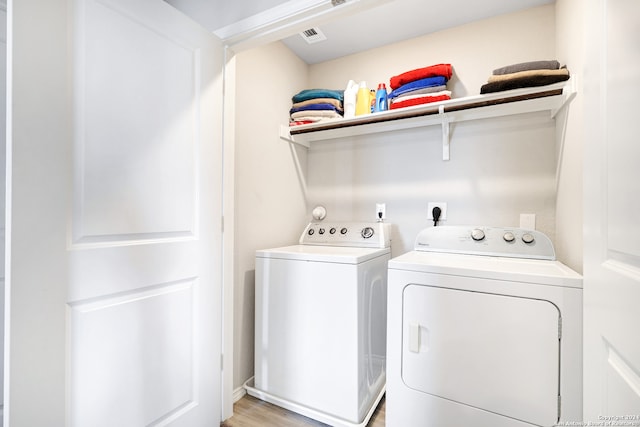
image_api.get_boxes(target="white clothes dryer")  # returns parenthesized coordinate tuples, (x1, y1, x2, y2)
(246, 221, 391, 427)
(386, 226, 582, 427)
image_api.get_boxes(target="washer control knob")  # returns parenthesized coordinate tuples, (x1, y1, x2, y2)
(361, 227, 375, 239)
(503, 232, 515, 242)
(340, 227, 348, 235)
(471, 228, 485, 241)
(329, 227, 336, 234)
(522, 233, 535, 244)
(318, 228, 325, 235)
(308, 228, 315, 236)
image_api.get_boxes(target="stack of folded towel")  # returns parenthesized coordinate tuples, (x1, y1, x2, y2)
(388, 63, 453, 110)
(289, 89, 344, 126)
(480, 60, 570, 94)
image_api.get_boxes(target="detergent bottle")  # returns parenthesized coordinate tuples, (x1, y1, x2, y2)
(375, 83, 388, 112)
(343, 80, 358, 119)
(355, 81, 371, 116)
(370, 89, 376, 113)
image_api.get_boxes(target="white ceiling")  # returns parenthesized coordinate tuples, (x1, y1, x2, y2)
(166, 0, 555, 64)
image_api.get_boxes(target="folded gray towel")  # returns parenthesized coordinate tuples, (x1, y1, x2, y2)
(492, 60, 560, 75)
(480, 73, 570, 94)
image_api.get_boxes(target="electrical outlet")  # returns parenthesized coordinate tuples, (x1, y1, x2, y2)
(376, 203, 386, 221)
(427, 202, 447, 221)
(520, 213, 536, 230)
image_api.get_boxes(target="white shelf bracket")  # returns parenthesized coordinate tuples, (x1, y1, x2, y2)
(551, 75, 577, 118)
(439, 105, 451, 161)
(280, 124, 310, 148)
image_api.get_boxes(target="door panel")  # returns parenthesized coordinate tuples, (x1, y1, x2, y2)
(604, 342, 640, 414)
(584, 0, 640, 421)
(402, 285, 560, 427)
(70, 280, 195, 426)
(74, 0, 199, 242)
(604, 0, 640, 259)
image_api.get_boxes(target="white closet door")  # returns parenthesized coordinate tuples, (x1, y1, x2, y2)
(583, 0, 640, 420)
(7, 0, 223, 425)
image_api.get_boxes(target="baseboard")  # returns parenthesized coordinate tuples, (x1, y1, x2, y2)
(233, 379, 250, 403)
(244, 378, 385, 427)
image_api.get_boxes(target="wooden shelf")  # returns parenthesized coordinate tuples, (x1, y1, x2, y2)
(280, 78, 576, 160)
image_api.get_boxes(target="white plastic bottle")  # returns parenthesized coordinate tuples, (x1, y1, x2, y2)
(344, 79, 358, 119)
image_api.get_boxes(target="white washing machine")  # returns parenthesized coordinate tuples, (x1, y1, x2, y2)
(246, 221, 391, 427)
(386, 226, 582, 427)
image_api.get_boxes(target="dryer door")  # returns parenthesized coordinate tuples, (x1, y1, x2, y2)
(402, 284, 560, 427)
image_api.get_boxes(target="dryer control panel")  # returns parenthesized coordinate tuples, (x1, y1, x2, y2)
(414, 226, 555, 260)
(300, 222, 391, 248)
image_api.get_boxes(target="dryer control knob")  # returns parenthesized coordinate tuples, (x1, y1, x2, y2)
(522, 233, 535, 244)
(503, 232, 515, 242)
(361, 227, 375, 239)
(471, 228, 485, 241)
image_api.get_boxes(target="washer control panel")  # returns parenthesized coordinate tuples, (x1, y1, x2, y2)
(414, 226, 555, 260)
(300, 222, 391, 248)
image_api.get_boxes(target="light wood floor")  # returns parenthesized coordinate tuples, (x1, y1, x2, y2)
(221, 394, 386, 427)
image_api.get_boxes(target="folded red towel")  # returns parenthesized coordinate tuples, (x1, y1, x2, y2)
(390, 94, 451, 110)
(390, 64, 453, 89)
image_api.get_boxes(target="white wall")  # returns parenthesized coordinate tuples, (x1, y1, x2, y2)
(304, 113, 557, 258)
(7, 0, 69, 423)
(309, 5, 556, 99)
(306, 4, 559, 257)
(554, 0, 584, 273)
(233, 41, 309, 390)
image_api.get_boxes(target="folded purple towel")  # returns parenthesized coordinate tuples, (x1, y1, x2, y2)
(289, 103, 343, 115)
(390, 85, 447, 98)
(389, 76, 447, 99)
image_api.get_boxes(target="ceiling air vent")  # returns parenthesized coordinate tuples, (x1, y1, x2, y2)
(300, 27, 327, 44)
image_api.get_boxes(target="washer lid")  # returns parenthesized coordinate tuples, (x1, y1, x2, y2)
(256, 245, 390, 264)
(388, 250, 582, 288)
